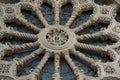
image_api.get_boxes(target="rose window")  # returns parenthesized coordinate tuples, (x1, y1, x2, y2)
(0, 0, 120, 80)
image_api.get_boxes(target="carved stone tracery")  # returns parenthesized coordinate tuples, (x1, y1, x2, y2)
(0, 0, 119, 80)
(46, 28, 69, 46)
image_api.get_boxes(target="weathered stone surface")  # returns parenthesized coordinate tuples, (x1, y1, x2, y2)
(0, 0, 119, 80)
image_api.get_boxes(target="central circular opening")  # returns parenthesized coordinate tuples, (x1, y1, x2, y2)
(46, 28, 69, 46)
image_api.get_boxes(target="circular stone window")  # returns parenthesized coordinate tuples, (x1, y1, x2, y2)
(0, 0, 120, 80)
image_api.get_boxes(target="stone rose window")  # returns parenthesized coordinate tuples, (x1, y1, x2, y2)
(0, 0, 120, 80)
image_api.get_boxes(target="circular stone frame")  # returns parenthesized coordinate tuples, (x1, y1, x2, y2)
(38, 26, 76, 52)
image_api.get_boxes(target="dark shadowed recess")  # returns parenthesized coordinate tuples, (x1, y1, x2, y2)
(0, 37, 32, 45)
(70, 54, 97, 77)
(41, 3, 54, 25)
(4, 49, 44, 77)
(94, 0, 114, 5)
(3, 47, 36, 61)
(77, 23, 109, 35)
(79, 37, 116, 47)
(71, 10, 93, 29)
(0, 0, 20, 4)
(39, 58, 54, 80)
(19, 54, 43, 77)
(21, 9, 45, 28)
(60, 3, 73, 25)
(5, 22, 35, 34)
(60, 58, 74, 80)
(115, 8, 120, 23)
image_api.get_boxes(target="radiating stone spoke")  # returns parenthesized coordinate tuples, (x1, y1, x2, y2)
(6, 29, 38, 41)
(35, 8, 49, 27)
(30, 52, 50, 77)
(75, 42, 106, 53)
(65, 0, 81, 27)
(10, 41, 40, 52)
(73, 19, 92, 33)
(0, 42, 38, 60)
(16, 16, 41, 33)
(65, 10, 79, 27)
(76, 31, 103, 41)
(52, 54, 62, 80)
(76, 31, 120, 41)
(54, 54, 60, 73)
(71, 48, 99, 72)
(54, 5, 61, 25)
(14, 48, 44, 68)
(52, 0, 63, 25)
(21, 48, 43, 63)
(64, 53, 85, 79)
(75, 42, 118, 61)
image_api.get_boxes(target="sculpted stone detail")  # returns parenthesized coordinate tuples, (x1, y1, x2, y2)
(46, 28, 69, 46)
(104, 66, 115, 74)
(0, 63, 11, 73)
(0, 0, 119, 80)
(101, 77, 120, 80)
(101, 7, 109, 14)
(5, 6, 14, 14)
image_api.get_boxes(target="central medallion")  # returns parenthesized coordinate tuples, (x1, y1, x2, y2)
(46, 28, 69, 46)
(38, 26, 76, 52)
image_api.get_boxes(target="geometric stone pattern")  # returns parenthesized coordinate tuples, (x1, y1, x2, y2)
(0, 0, 119, 80)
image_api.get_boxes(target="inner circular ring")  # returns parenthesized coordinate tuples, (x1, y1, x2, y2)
(38, 26, 76, 51)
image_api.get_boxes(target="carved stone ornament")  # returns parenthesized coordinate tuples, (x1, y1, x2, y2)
(0, 0, 119, 80)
